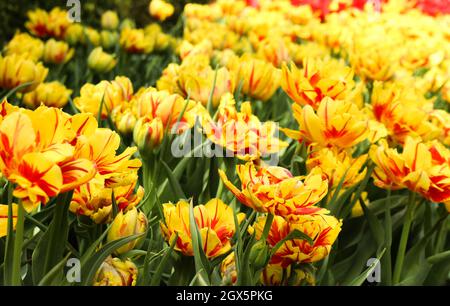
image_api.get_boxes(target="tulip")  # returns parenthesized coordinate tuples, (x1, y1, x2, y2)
(26, 7, 72, 39)
(202, 94, 288, 160)
(74, 76, 133, 119)
(281, 59, 355, 110)
(0, 204, 18, 237)
(120, 28, 154, 54)
(133, 116, 164, 153)
(0, 54, 48, 93)
(5, 32, 44, 62)
(70, 181, 144, 224)
(100, 30, 119, 50)
(43, 39, 74, 64)
(234, 54, 281, 101)
(23, 81, 72, 109)
(251, 214, 342, 266)
(282, 97, 369, 149)
(107, 207, 148, 254)
(64, 23, 84, 45)
(160, 199, 245, 259)
(307, 146, 367, 189)
(94, 256, 138, 286)
(111, 104, 137, 136)
(87, 47, 117, 73)
(220, 253, 237, 285)
(370, 137, 450, 208)
(101, 10, 120, 30)
(149, 0, 175, 21)
(219, 162, 328, 220)
(261, 263, 316, 286)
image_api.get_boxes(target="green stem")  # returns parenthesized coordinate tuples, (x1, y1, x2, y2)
(261, 213, 274, 242)
(11, 201, 25, 285)
(393, 192, 416, 284)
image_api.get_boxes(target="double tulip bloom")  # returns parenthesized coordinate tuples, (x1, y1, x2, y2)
(23, 81, 72, 109)
(281, 58, 356, 110)
(149, 0, 175, 21)
(219, 162, 328, 221)
(0, 54, 48, 93)
(282, 97, 369, 149)
(251, 214, 342, 267)
(74, 76, 134, 119)
(0, 100, 141, 211)
(94, 256, 138, 286)
(43, 39, 74, 64)
(161, 199, 245, 258)
(4, 33, 44, 62)
(370, 137, 450, 211)
(202, 94, 288, 161)
(26, 7, 72, 39)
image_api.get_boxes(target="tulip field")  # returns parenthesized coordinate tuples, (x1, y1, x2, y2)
(0, 0, 449, 287)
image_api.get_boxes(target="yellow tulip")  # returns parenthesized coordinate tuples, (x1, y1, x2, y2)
(111, 104, 137, 136)
(0, 54, 48, 93)
(70, 181, 144, 224)
(64, 23, 84, 45)
(87, 47, 117, 73)
(261, 263, 316, 286)
(43, 39, 74, 64)
(282, 97, 369, 149)
(120, 28, 154, 54)
(234, 54, 281, 101)
(5, 32, 44, 62)
(22, 81, 72, 109)
(370, 81, 439, 144)
(149, 0, 175, 21)
(74, 76, 133, 119)
(133, 116, 164, 153)
(100, 30, 119, 50)
(281, 59, 355, 110)
(160, 199, 245, 259)
(256, 37, 290, 68)
(26, 7, 72, 39)
(101, 10, 120, 30)
(107, 207, 148, 254)
(219, 162, 328, 220)
(94, 256, 138, 286)
(0, 204, 18, 237)
(220, 253, 237, 285)
(307, 146, 367, 189)
(202, 94, 288, 160)
(251, 213, 342, 266)
(370, 137, 450, 207)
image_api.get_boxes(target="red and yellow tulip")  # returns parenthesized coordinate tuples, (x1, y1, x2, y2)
(161, 199, 245, 259)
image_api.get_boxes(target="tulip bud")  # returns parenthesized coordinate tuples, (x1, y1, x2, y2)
(107, 207, 148, 255)
(23, 81, 72, 109)
(101, 10, 119, 30)
(101, 30, 119, 50)
(249, 241, 270, 270)
(111, 106, 137, 136)
(43, 39, 74, 64)
(65, 23, 84, 45)
(87, 47, 117, 73)
(94, 256, 138, 286)
(120, 18, 136, 31)
(149, 0, 175, 21)
(133, 116, 164, 153)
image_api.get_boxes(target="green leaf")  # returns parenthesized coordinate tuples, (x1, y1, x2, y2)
(270, 229, 314, 257)
(32, 192, 73, 285)
(149, 233, 178, 286)
(427, 250, 450, 264)
(160, 160, 186, 199)
(79, 233, 144, 286)
(188, 201, 211, 284)
(38, 253, 72, 286)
